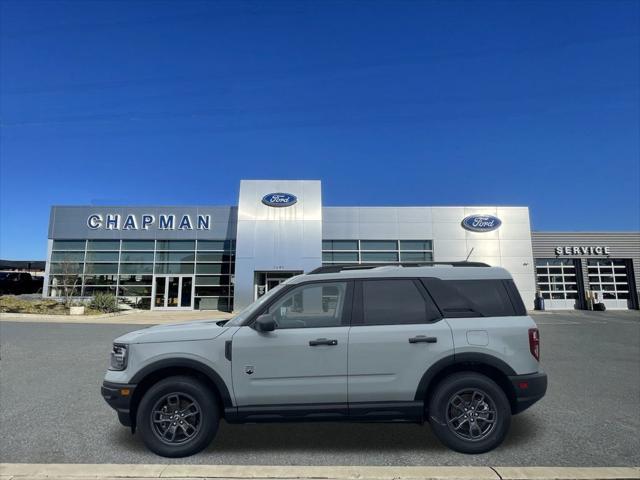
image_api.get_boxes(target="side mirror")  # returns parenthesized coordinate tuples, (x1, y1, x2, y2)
(255, 314, 276, 333)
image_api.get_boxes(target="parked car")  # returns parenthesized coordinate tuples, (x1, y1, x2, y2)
(102, 262, 547, 457)
(0, 272, 42, 295)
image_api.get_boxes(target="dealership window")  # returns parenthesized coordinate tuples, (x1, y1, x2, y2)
(121, 240, 154, 250)
(194, 239, 235, 311)
(87, 240, 120, 251)
(48, 238, 236, 311)
(50, 251, 85, 262)
(322, 239, 433, 265)
(155, 252, 196, 262)
(85, 252, 119, 262)
(587, 259, 629, 300)
(156, 240, 195, 250)
(535, 259, 579, 300)
(51, 240, 85, 251)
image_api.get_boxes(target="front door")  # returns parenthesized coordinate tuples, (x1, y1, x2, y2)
(231, 281, 352, 410)
(153, 275, 194, 309)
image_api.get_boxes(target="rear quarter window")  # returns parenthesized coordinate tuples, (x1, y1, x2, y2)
(421, 278, 522, 317)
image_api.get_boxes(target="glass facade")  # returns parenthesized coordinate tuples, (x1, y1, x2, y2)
(322, 239, 434, 265)
(48, 239, 235, 311)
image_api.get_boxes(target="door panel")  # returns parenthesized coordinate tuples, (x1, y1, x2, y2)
(181, 277, 193, 307)
(231, 280, 352, 407)
(167, 277, 179, 307)
(154, 277, 166, 307)
(348, 322, 453, 402)
(347, 278, 454, 403)
(230, 325, 349, 406)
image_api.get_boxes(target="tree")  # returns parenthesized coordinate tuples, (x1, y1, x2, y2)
(51, 259, 82, 308)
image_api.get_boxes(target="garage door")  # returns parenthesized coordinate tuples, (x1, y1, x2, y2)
(587, 259, 631, 310)
(536, 259, 579, 310)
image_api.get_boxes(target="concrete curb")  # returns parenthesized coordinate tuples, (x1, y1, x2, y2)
(0, 464, 638, 480)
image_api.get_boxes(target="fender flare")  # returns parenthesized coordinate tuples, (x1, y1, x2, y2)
(414, 352, 517, 401)
(130, 357, 233, 409)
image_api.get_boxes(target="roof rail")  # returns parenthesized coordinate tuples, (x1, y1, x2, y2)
(308, 261, 490, 275)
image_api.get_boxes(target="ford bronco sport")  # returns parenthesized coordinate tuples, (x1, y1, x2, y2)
(102, 263, 547, 457)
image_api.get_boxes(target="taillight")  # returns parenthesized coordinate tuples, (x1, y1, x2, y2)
(529, 328, 540, 361)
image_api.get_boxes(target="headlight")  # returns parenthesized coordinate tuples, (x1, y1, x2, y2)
(109, 344, 128, 371)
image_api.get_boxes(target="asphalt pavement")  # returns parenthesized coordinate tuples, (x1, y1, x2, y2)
(1, 310, 638, 466)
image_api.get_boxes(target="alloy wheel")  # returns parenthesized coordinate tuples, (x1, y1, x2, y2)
(445, 388, 497, 442)
(150, 392, 202, 445)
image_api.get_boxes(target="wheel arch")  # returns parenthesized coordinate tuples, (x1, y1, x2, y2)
(414, 353, 518, 414)
(129, 359, 233, 430)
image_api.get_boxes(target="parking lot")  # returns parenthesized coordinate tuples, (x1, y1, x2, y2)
(1, 310, 638, 466)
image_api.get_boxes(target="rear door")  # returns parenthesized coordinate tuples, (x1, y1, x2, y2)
(347, 278, 454, 414)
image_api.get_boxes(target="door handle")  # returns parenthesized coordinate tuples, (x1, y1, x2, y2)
(409, 336, 437, 344)
(309, 338, 338, 346)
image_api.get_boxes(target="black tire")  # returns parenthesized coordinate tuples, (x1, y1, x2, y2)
(428, 372, 511, 454)
(136, 375, 219, 458)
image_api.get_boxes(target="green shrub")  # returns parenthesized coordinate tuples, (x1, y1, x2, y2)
(89, 292, 118, 313)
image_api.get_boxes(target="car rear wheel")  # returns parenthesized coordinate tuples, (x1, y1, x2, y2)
(136, 376, 219, 457)
(428, 372, 511, 454)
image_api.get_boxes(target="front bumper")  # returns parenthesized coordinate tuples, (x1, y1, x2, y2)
(509, 371, 548, 414)
(101, 381, 137, 427)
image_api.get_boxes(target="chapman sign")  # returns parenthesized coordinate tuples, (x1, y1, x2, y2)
(555, 246, 611, 256)
(87, 214, 211, 231)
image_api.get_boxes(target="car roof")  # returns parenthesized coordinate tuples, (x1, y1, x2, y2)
(287, 264, 514, 284)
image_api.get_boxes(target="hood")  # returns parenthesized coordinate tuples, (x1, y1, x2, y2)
(114, 319, 230, 344)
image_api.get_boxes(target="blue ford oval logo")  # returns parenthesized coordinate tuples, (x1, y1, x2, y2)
(461, 214, 502, 232)
(261, 192, 297, 207)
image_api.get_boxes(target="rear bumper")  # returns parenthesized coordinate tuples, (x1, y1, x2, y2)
(101, 381, 136, 427)
(509, 371, 547, 414)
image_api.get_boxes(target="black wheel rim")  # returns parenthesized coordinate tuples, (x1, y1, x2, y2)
(150, 392, 202, 445)
(445, 388, 497, 442)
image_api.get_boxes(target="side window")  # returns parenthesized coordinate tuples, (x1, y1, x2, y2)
(422, 278, 517, 317)
(362, 279, 440, 325)
(267, 282, 347, 329)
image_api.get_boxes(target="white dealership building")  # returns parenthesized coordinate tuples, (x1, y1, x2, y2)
(44, 180, 639, 312)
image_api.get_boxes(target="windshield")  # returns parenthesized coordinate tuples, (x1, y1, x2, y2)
(0, 272, 14, 280)
(226, 283, 285, 326)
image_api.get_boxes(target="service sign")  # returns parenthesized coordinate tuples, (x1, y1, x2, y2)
(555, 246, 611, 256)
(461, 214, 502, 232)
(261, 193, 297, 207)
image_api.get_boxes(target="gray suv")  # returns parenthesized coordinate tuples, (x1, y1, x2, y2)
(102, 263, 547, 457)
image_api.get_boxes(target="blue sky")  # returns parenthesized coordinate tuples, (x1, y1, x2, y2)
(1, 0, 638, 260)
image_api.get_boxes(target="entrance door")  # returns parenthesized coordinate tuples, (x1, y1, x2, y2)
(254, 271, 303, 300)
(153, 275, 194, 309)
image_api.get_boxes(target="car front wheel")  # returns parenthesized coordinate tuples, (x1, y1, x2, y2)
(428, 372, 511, 454)
(136, 375, 219, 457)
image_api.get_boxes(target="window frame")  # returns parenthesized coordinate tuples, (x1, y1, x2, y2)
(245, 279, 354, 328)
(352, 277, 443, 326)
